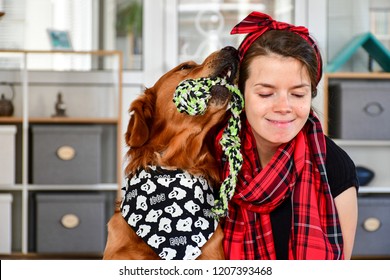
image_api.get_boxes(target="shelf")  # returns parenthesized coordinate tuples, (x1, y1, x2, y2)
(27, 184, 118, 191)
(0, 117, 118, 124)
(0, 117, 23, 123)
(333, 139, 390, 147)
(325, 72, 390, 80)
(29, 117, 118, 124)
(359, 186, 390, 194)
(324, 73, 390, 190)
(0, 50, 123, 255)
(0, 252, 103, 260)
(0, 184, 118, 192)
(0, 49, 121, 56)
(0, 184, 24, 191)
(324, 73, 390, 258)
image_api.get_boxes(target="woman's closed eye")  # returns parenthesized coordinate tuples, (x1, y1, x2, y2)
(255, 92, 308, 99)
(291, 92, 306, 98)
(257, 92, 273, 97)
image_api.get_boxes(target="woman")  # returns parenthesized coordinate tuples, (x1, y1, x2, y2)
(215, 12, 358, 260)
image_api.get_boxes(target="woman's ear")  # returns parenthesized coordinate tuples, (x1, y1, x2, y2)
(125, 89, 155, 147)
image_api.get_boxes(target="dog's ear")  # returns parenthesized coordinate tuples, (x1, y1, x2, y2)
(125, 89, 155, 147)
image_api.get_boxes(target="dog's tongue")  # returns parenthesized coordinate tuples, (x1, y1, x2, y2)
(173, 77, 244, 218)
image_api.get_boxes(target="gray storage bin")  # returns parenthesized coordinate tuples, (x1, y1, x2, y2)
(32, 125, 102, 184)
(328, 80, 390, 140)
(352, 196, 390, 257)
(0, 125, 16, 185)
(36, 192, 106, 253)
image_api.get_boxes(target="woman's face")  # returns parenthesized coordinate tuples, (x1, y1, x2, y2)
(244, 54, 312, 152)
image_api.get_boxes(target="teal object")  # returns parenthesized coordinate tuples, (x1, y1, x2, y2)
(326, 32, 390, 72)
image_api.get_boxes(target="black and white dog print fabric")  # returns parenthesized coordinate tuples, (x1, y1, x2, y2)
(120, 166, 218, 260)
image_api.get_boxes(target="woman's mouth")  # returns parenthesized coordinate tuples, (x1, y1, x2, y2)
(267, 119, 294, 127)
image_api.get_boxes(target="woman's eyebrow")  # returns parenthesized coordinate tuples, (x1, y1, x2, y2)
(253, 83, 276, 88)
(253, 83, 310, 89)
(290, 83, 311, 90)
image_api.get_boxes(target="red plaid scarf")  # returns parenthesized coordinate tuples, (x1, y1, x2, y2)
(231, 11, 323, 84)
(216, 112, 344, 259)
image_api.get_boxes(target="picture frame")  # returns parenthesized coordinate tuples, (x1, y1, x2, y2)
(47, 29, 73, 50)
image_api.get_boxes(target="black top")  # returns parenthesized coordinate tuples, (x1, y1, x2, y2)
(270, 136, 359, 259)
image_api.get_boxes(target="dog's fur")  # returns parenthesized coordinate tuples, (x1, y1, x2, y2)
(103, 47, 238, 260)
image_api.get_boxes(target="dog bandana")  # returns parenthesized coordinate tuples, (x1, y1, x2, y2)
(120, 166, 218, 260)
(174, 77, 244, 218)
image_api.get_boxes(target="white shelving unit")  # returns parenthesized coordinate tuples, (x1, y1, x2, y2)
(324, 72, 390, 258)
(324, 73, 390, 193)
(0, 50, 123, 256)
(333, 139, 390, 192)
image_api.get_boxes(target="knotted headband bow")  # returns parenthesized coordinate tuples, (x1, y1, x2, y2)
(231, 11, 322, 84)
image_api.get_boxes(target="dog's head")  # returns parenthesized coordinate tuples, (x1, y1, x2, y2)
(125, 46, 239, 180)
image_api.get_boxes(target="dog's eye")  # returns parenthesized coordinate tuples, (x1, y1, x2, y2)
(179, 64, 194, 71)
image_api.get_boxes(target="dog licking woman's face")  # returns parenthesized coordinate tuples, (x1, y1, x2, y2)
(150, 47, 239, 132)
(103, 47, 239, 261)
(124, 46, 239, 184)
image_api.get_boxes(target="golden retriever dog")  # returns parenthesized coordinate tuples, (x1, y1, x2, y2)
(103, 46, 239, 260)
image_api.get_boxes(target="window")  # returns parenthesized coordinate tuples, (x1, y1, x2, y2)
(114, 0, 143, 70)
(178, 0, 294, 62)
(370, 0, 390, 71)
(0, 0, 143, 70)
(370, 9, 390, 49)
(0, 0, 95, 70)
(0, 0, 293, 70)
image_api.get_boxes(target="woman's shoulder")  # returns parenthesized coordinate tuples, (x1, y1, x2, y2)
(325, 136, 359, 197)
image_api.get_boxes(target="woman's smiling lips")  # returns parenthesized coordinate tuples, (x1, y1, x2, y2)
(267, 118, 295, 127)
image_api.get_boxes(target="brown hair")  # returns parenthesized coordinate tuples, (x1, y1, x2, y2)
(238, 30, 321, 98)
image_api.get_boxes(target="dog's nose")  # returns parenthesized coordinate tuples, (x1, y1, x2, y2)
(222, 46, 238, 57)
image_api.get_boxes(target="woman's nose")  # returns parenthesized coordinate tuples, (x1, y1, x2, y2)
(274, 94, 292, 113)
